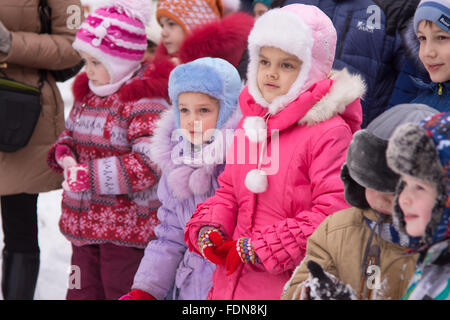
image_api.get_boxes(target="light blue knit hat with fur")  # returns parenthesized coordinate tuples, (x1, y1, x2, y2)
(168, 57, 242, 130)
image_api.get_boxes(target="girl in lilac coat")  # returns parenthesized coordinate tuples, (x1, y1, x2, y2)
(184, 4, 366, 300)
(121, 57, 242, 300)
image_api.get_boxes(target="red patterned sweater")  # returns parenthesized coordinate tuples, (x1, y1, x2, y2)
(47, 59, 172, 248)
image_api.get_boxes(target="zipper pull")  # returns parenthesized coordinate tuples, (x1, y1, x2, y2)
(438, 83, 443, 96)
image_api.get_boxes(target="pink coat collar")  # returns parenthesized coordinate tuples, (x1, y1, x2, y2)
(239, 78, 334, 135)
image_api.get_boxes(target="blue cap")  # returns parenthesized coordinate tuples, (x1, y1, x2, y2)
(168, 57, 242, 130)
(414, 0, 450, 33)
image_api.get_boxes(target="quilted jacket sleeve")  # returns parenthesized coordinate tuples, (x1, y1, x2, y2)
(132, 174, 186, 300)
(252, 125, 352, 274)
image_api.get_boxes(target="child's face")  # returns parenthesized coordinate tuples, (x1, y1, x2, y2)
(160, 17, 186, 55)
(253, 2, 269, 19)
(365, 188, 395, 215)
(178, 92, 220, 145)
(417, 20, 450, 83)
(398, 173, 438, 237)
(80, 51, 110, 86)
(257, 46, 302, 104)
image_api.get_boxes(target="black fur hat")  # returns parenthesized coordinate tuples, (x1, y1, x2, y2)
(341, 104, 438, 209)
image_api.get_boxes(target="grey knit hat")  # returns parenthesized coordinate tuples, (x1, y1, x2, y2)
(341, 104, 439, 209)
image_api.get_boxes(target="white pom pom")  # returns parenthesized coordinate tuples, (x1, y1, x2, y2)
(245, 169, 268, 193)
(243, 116, 267, 143)
(94, 25, 108, 39)
(112, 0, 152, 25)
(91, 38, 101, 47)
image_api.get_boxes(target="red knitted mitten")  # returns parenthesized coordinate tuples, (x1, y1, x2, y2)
(225, 237, 260, 275)
(198, 226, 228, 265)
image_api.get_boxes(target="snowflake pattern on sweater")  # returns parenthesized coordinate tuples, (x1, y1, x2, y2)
(47, 71, 169, 248)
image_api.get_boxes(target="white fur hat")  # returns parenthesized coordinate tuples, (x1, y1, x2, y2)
(243, 4, 337, 193)
(246, 4, 337, 115)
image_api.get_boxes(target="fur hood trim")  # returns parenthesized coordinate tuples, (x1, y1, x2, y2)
(240, 68, 365, 144)
(298, 68, 366, 127)
(149, 106, 242, 199)
(400, 17, 428, 74)
(154, 12, 254, 68)
(246, 5, 337, 115)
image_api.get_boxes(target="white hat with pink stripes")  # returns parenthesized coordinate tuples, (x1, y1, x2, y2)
(73, 0, 152, 84)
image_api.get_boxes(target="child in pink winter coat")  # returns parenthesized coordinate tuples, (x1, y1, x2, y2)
(184, 4, 366, 300)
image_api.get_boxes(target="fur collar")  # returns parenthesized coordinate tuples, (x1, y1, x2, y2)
(242, 68, 364, 194)
(149, 106, 242, 200)
(241, 68, 365, 143)
(298, 68, 366, 129)
(72, 56, 173, 103)
(154, 12, 254, 68)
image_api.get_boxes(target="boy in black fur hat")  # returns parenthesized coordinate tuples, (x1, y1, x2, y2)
(282, 104, 438, 300)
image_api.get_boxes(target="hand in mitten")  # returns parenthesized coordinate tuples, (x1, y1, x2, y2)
(62, 163, 89, 192)
(224, 237, 260, 276)
(55, 144, 77, 169)
(198, 226, 229, 265)
(0, 20, 11, 53)
(119, 289, 157, 300)
(304, 260, 356, 300)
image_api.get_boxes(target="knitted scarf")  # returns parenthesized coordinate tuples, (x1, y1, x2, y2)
(364, 214, 422, 249)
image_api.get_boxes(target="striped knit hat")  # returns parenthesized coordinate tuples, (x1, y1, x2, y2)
(73, 0, 151, 86)
(156, 0, 229, 33)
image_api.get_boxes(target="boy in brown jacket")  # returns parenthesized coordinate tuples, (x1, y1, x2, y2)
(282, 104, 438, 300)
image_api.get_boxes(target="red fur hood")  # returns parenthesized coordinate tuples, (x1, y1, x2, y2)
(72, 54, 173, 103)
(155, 12, 254, 67)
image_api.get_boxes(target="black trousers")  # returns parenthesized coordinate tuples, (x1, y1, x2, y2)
(0, 193, 39, 253)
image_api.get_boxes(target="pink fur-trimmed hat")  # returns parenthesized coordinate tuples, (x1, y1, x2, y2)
(72, 0, 152, 83)
(246, 4, 337, 115)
